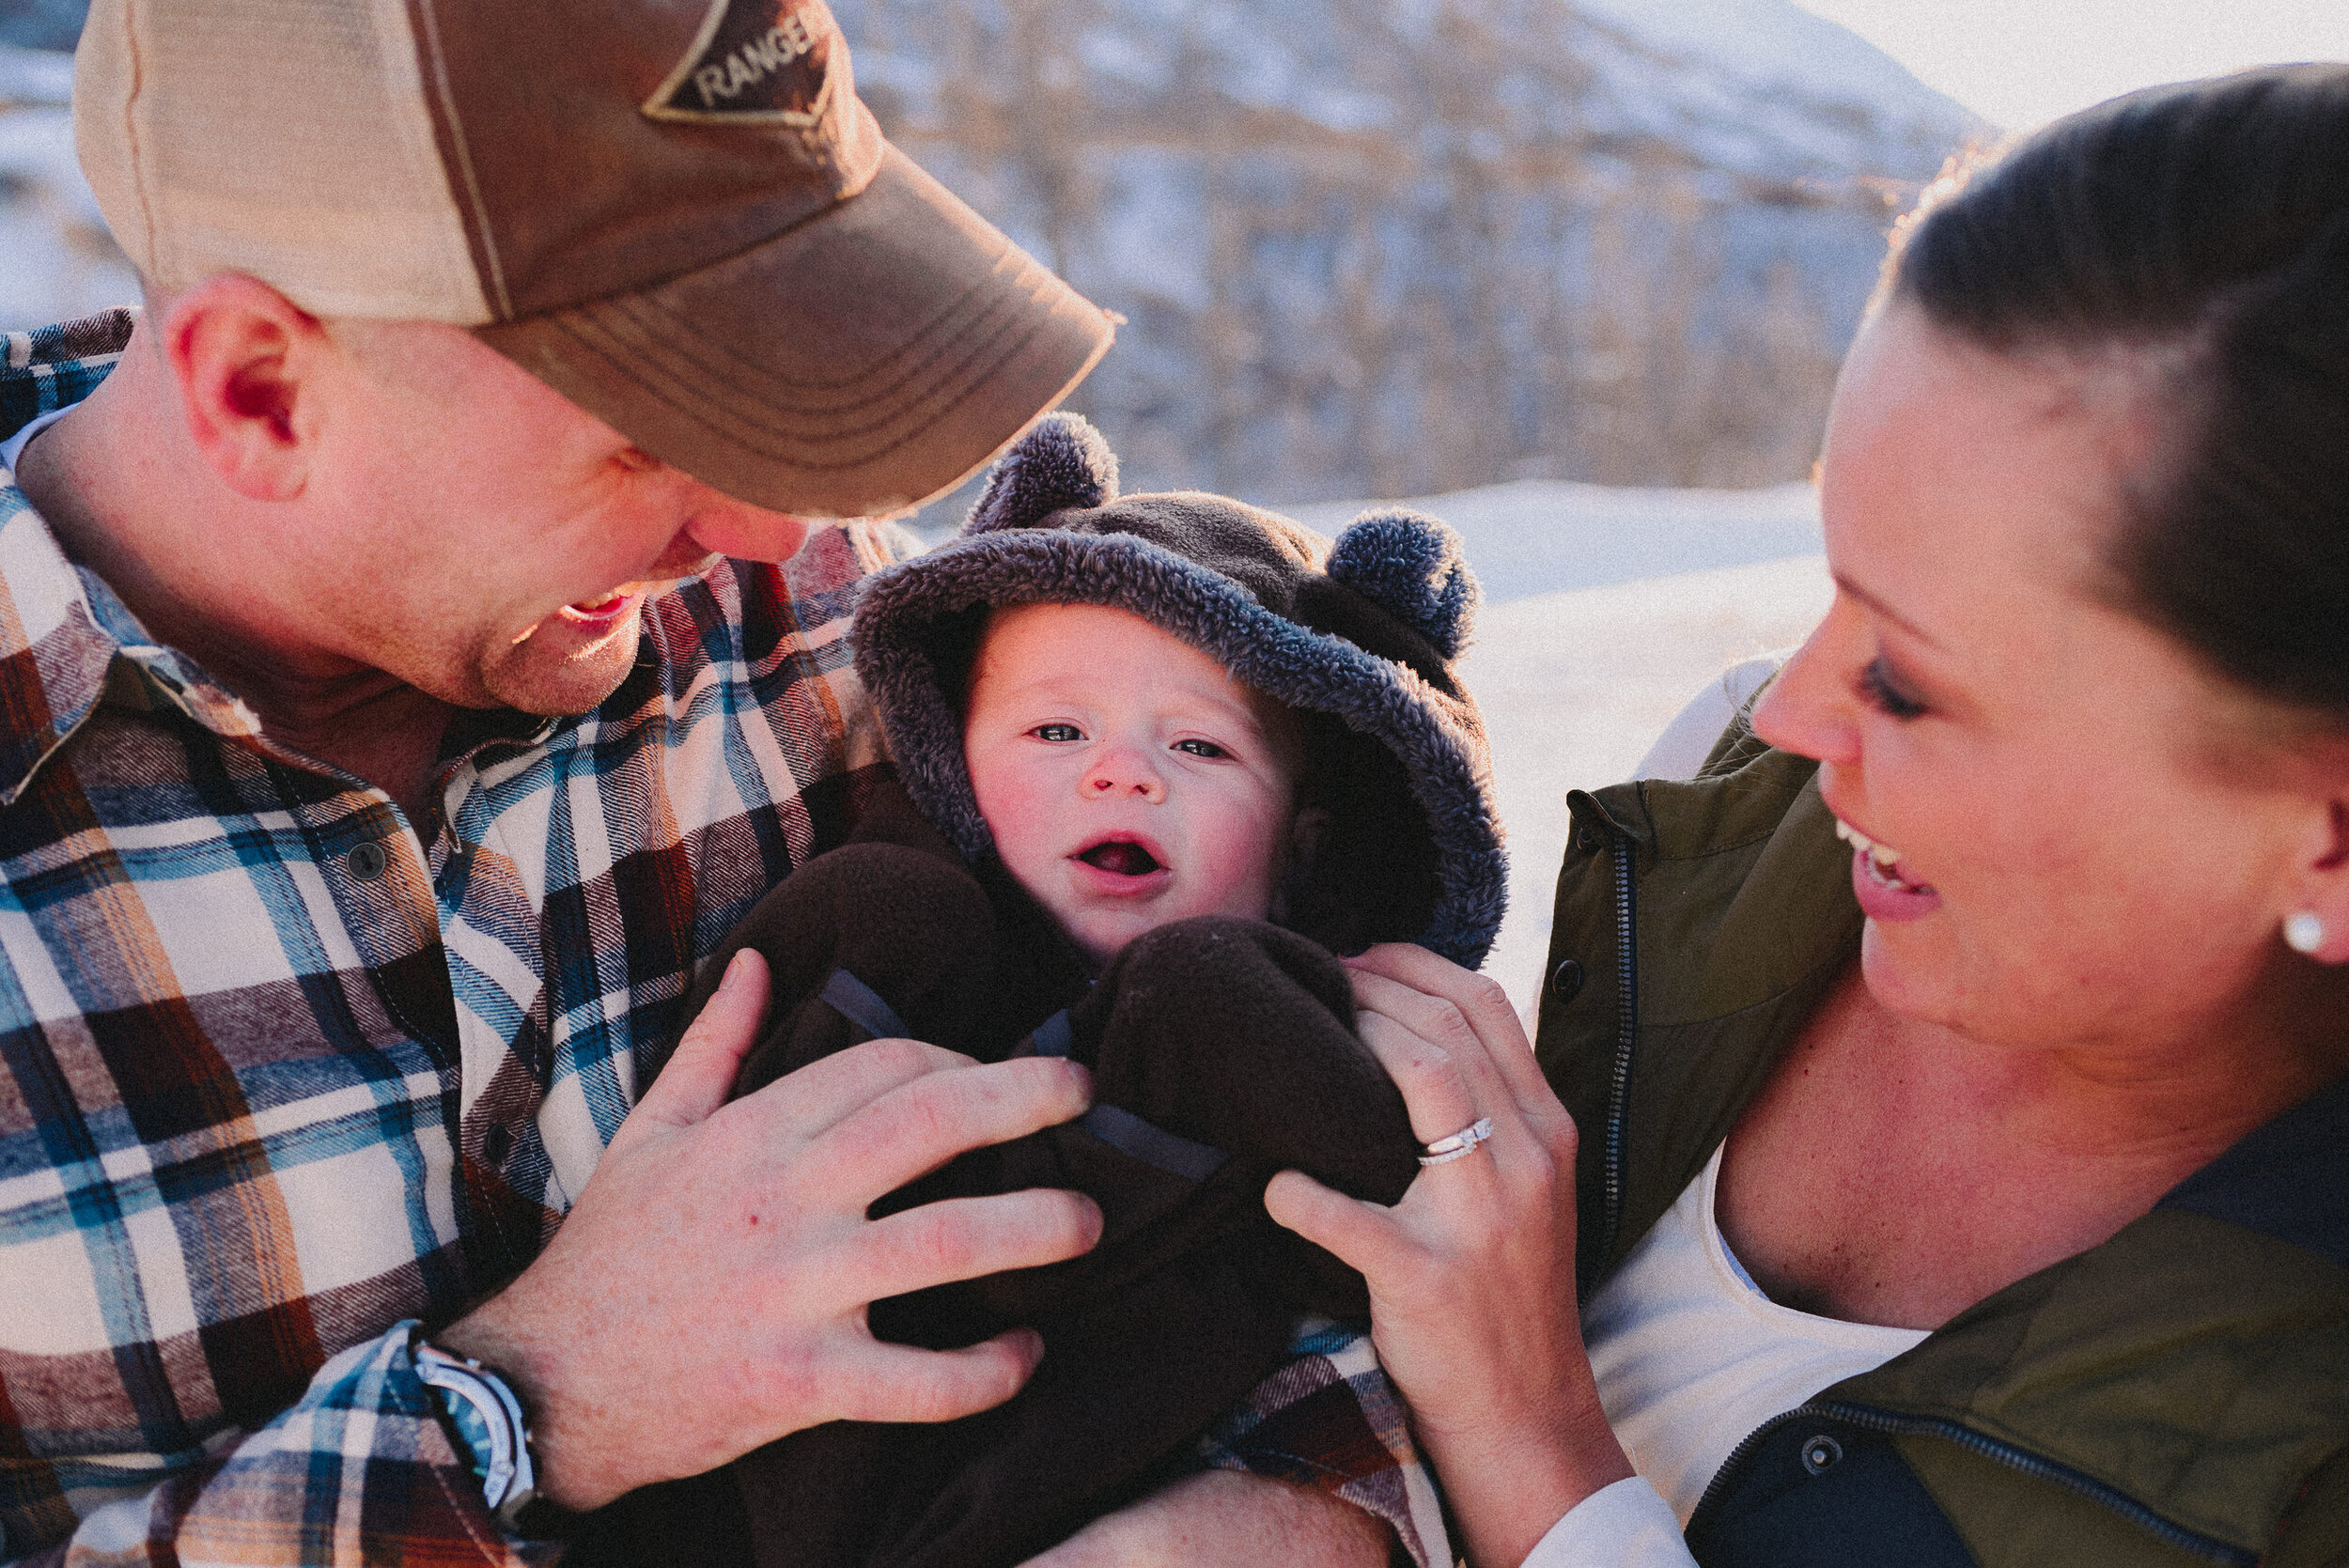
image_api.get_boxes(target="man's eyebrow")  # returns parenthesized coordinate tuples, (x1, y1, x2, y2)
(1832, 571, 1947, 651)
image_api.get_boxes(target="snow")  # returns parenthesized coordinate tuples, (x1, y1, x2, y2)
(1576, 0, 1958, 130)
(1286, 476, 1839, 1018)
(1462, 552, 1832, 1022)
(1284, 477, 1820, 604)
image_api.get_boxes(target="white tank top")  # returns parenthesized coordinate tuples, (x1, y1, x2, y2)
(1582, 1145, 1930, 1522)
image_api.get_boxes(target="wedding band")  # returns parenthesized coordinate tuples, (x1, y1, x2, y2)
(1416, 1117, 1495, 1167)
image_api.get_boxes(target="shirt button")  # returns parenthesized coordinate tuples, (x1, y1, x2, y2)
(481, 1123, 513, 1164)
(1548, 958, 1583, 1001)
(346, 841, 390, 881)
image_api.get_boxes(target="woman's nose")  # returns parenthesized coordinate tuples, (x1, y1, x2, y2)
(1750, 607, 1861, 766)
(1083, 748, 1166, 802)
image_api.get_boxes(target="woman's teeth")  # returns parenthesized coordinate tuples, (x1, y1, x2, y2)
(1834, 818, 1915, 886)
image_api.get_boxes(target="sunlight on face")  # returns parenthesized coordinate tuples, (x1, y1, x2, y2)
(963, 602, 1304, 966)
(1751, 303, 2315, 1056)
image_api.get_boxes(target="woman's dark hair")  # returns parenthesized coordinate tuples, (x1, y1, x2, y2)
(1884, 65, 2349, 722)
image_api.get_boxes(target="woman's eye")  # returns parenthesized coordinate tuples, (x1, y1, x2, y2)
(1031, 722, 1082, 742)
(1172, 738, 1229, 759)
(1857, 656, 1928, 721)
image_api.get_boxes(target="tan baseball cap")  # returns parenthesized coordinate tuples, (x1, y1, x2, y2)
(72, 0, 1116, 518)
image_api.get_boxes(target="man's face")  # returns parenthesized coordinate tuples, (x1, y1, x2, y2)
(962, 602, 1304, 966)
(306, 319, 809, 716)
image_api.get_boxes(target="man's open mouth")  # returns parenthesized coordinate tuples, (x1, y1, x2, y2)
(557, 584, 648, 623)
(1075, 840, 1163, 877)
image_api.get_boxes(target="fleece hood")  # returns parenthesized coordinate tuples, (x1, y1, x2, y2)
(851, 413, 1506, 968)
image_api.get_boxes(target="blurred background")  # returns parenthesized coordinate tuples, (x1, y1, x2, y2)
(3, 0, 1981, 508)
(5, 0, 2341, 1013)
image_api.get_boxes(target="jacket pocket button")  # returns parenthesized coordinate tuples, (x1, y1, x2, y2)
(1800, 1435, 1843, 1475)
(1548, 959, 1583, 1001)
(346, 841, 390, 881)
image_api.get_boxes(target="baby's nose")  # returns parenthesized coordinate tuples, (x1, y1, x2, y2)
(1083, 748, 1166, 802)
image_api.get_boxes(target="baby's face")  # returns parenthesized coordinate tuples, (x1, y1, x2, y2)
(964, 602, 1301, 966)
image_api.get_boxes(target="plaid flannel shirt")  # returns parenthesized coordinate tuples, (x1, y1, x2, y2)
(0, 311, 1446, 1568)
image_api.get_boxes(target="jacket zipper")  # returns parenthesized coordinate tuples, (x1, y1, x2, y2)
(1596, 823, 1638, 1269)
(1687, 1401, 2257, 1567)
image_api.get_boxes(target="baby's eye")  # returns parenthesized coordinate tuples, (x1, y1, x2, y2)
(1172, 738, 1229, 759)
(1031, 722, 1083, 742)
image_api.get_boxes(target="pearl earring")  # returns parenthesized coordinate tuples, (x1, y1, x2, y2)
(2283, 911, 2326, 955)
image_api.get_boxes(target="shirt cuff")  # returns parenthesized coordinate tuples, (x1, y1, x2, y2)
(1521, 1477, 1695, 1568)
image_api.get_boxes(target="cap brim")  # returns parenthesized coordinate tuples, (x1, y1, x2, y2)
(474, 147, 1114, 519)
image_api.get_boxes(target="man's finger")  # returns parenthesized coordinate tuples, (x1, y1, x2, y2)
(627, 949, 770, 1133)
(839, 1188, 1103, 1304)
(825, 1328, 1048, 1426)
(737, 1034, 987, 1141)
(817, 1055, 1093, 1196)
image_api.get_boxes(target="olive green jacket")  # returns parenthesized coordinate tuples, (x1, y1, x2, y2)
(1535, 731, 2349, 1568)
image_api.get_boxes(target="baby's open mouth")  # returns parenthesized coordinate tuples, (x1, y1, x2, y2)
(1076, 840, 1162, 877)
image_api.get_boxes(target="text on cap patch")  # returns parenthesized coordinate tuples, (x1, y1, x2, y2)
(644, 0, 838, 125)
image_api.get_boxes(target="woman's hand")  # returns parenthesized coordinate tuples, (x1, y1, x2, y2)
(1266, 944, 1633, 1567)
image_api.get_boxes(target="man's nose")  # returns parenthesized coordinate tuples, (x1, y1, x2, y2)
(1083, 747, 1165, 803)
(678, 478, 813, 564)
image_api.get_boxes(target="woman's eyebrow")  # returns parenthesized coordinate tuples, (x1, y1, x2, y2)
(1832, 571, 1948, 651)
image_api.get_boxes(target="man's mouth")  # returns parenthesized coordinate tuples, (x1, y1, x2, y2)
(557, 584, 649, 624)
(1075, 839, 1163, 877)
(1834, 818, 1930, 893)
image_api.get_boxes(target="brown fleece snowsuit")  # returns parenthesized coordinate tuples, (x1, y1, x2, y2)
(575, 412, 1503, 1568)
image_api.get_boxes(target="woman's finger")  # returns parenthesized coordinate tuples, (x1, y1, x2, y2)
(1350, 944, 1561, 1128)
(1264, 1168, 1406, 1277)
(1352, 1007, 1484, 1146)
(1351, 968, 1517, 1138)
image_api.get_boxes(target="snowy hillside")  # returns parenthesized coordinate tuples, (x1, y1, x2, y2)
(841, 0, 1986, 503)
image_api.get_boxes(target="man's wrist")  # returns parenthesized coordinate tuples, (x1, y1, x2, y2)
(434, 1293, 621, 1514)
(411, 1328, 582, 1538)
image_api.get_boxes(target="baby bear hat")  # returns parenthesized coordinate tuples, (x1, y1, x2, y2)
(853, 412, 1506, 968)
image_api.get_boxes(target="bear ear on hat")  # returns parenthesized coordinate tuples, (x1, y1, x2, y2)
(1328, 510, 1482, 660)
(963, 411, 1122, 535)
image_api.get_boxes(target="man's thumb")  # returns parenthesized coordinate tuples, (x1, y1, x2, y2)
(630, 948, 770, 1132)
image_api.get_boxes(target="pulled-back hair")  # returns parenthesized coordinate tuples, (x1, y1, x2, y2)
(1884, 66, 2349, 723)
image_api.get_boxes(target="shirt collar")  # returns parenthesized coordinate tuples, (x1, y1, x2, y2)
(0, 309, 275, 805)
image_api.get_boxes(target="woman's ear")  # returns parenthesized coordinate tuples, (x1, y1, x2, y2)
(2283, 797, 2349, 964)
(162, 274, 330, 503)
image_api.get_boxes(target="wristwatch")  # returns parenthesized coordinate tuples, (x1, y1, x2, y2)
(412, 1337, 568, 1537)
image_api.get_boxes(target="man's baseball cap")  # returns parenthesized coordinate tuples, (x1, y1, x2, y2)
(72, 0, 1116, 519)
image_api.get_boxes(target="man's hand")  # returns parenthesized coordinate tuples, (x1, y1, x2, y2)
(1017, 1471, 1391, 1568)
(439, 949, 1102, 1510)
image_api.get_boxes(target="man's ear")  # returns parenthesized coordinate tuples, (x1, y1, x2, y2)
(162, 274, 332, 503)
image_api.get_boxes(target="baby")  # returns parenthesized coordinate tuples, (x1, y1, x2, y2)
(622, 414, 1502, 1568)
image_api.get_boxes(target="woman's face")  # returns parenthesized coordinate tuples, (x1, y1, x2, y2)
(1752, 303, 2327, 1054)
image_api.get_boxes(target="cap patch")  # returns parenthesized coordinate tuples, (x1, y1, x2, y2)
(644, 0, 838, 126)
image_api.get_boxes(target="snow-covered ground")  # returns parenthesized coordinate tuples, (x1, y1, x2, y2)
(1288, 477, 1834, 1021)
(1464, 554, 1831, 1022)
